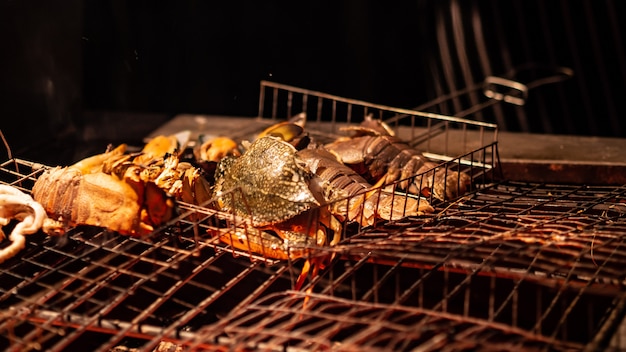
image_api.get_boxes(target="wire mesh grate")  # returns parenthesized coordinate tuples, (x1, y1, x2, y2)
(0, 213, 298, 351)
(335, 182, 626, 288)
(1, 155, 625, 350)
(1, 83, 624, 350)
(192, 291, 586, 351)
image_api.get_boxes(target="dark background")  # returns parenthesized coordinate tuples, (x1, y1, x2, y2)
(1, 1, 625, 165)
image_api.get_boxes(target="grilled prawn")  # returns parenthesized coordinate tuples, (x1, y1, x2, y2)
(325, 116, 471, 201)
(299, 145, 433, 227)
(32, 166, 174, 236)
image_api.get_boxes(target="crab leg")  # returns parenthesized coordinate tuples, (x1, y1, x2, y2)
(214, 225, 330, 292)
(216, 227, 292, 260)
(215, 226, 324, 261)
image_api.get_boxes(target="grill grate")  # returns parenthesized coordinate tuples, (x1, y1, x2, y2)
(309, 183, 626, 346)
(1, 157, 625, 350)
(338, 182, 626, 289)
(193, 291, 585, 351)
(1, 83, 625, 350)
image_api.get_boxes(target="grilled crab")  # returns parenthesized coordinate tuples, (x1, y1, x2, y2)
(213, 134, 342, 289)
(213, 135, 339, 237)
(212, 118, 434, 289)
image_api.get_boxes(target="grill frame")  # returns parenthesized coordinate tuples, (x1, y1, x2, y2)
(2, 168, 626, 350)
(1, 84, 625, 351)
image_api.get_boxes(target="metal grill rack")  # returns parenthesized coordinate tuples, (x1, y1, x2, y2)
(191, 183, 626, 351)
(3, 160, 626, 350)
(254, 81, 501, 217)
(2, 84, 624, 350)
(192, 291, 585, 351)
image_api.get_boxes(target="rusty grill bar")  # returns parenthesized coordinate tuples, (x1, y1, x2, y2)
(192, 291, 586, 351)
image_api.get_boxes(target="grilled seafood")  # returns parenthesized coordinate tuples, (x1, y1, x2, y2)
(136, 134, 213, 206)
(325, 116, 471, 201)
(259, 118, 434, 226)
(29, 130, 220, 237)
(133, 134, 183, 166)
(214, 135, 321, 228)
(298, 145, 433, 227)
(71, 143, 128, 174)
(214, 119, 430, 291)
(216, 221, 324, 261)
(214, 134, 340, 247)
(213, 134, 341, 290)
(31, 134, 191, 236)
(31, 131, 224, 236)
(139, 154, 213, 207)
(216, 224, 330, 290)
(193, 136, 241, 183)
(194, 136, 241, 163)
(32, 166, 174, 237)
(0, 185, 48, 263)
(256, 112, 310, 150)
(214, 119, 431, 290)
(90, 133, 214, 206)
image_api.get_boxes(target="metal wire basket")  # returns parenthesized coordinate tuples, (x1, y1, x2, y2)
(257, 80, 499, 162)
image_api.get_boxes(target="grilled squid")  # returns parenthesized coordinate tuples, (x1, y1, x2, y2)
(0, 184, 48, 264)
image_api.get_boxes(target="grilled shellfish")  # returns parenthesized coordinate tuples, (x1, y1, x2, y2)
(325, 116, 471, 201)
(214, 135, 321, 227)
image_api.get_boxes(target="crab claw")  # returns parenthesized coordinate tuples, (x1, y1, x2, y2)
(259, 122, 303, 141)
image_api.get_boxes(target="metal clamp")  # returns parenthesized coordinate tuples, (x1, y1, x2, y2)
(482, 76, 529, 106)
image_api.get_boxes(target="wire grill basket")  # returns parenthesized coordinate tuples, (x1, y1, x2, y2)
(257, 80, 499, 162)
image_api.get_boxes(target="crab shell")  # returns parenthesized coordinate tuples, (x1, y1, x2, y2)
(213, 135, 321, 227)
